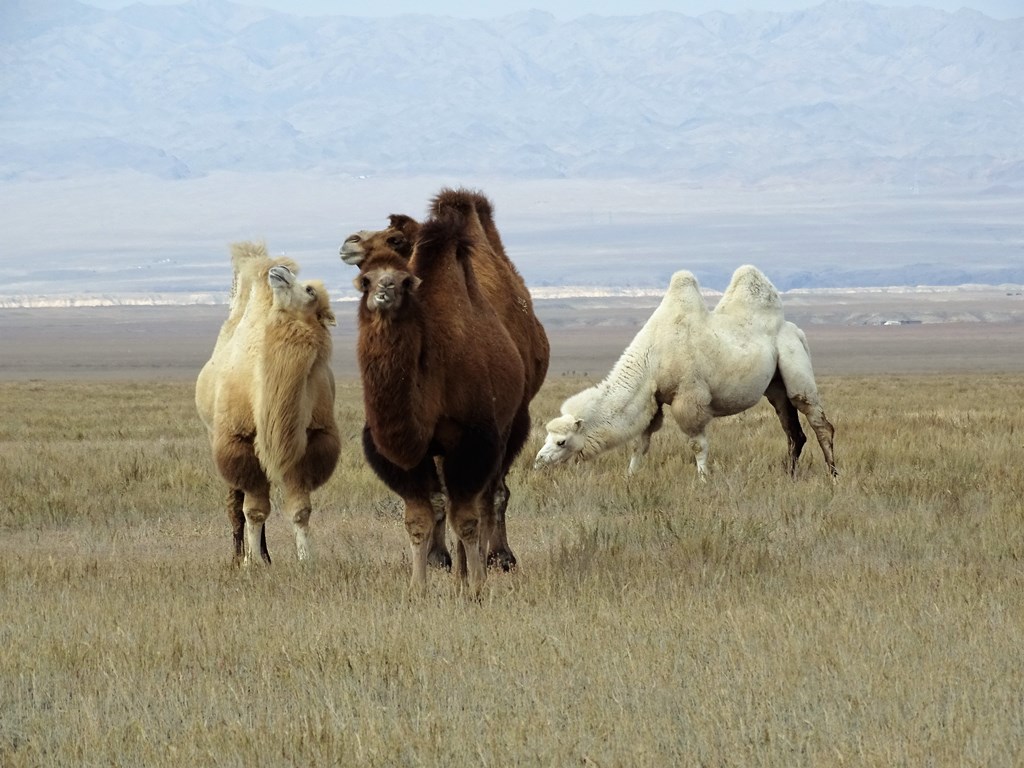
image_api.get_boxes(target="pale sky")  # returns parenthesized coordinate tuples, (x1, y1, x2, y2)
(77, 0, 1022, 20)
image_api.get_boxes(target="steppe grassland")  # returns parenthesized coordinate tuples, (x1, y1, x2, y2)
(1, 373, 1022, 767)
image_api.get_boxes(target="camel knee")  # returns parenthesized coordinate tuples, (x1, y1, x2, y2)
(403, 500, 435, 546)
(242, 501, 270, 525)
(449, 510, 480, 546)
(687, 434, 710, 478)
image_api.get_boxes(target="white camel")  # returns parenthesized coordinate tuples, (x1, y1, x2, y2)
(534, 265, 837, 479)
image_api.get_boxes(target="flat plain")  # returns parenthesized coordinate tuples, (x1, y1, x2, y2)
(1, 290, 1023, 766)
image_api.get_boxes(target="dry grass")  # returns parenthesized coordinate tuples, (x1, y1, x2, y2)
(1, 373, 1023, 766)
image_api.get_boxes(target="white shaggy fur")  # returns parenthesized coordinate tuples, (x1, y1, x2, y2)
(535, 265, 837, 479)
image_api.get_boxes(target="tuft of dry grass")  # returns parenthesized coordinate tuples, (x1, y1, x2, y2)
(1, 374, 1023, 766)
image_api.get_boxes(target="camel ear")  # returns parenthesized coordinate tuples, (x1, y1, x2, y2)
(320, 306, 337, 327)
(402, 274, 422, 292)
(572, 418, 584, 432)
(353, 274, 370, 293)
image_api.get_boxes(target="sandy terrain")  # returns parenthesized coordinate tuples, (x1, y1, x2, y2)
(0, 289, 1021, 381)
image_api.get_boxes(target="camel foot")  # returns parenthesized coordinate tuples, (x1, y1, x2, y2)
(487, 548, 517, 573)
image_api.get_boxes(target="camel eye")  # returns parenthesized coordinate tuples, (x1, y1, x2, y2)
(556, 439, 566, 447)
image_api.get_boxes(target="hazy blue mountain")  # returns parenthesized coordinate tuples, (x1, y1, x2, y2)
(3, 0, 1022, 186)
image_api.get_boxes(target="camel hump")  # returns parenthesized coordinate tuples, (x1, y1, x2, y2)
(716, 265, 782, 315)
(430, 187, 491, 219)
(228, 241, 267, 302)
(664, 270, 708, 313)
(413, 207, 473, 273)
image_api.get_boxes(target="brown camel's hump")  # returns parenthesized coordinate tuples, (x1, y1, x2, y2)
(429, 187, 487, 218)
(427, 187, 548, 399)
(410, 208, 474, 279)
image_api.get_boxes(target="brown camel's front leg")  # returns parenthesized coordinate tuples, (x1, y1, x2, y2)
(403, 496, 436, 595)
(449, 495, 486, 598)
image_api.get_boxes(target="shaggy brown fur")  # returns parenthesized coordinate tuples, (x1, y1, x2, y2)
(344, 188, 550, 572)
(353, 205, 526, 596)
(196, 242, 340, 565)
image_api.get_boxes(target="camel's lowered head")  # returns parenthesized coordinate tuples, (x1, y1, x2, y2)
(353, 265, 422, 315)
(534, 414, 586, 468)
(268, 264, 336, 327)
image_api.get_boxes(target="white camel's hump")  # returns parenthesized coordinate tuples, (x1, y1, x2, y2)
(663, 270, 709, 314)
(715, 264, 782, 316)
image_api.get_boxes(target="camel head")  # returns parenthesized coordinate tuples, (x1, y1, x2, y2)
(534, 414, 586, 468)
(340, 230, 376, 266)
(268, 264, 336, 327)
(340, 217, 418, 266)
(353, 267, 421, 314)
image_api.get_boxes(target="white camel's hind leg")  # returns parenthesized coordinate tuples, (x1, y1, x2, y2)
(792, 394, 837, 479)
(777, 322, 838, 479)
(628, 407, 665, 476)
(764, 371, 807, 477)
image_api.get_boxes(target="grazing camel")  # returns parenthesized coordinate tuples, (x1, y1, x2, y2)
(353, 204, 526, 596)
(535, 266, 837, 480)
(342, 188, 549, 572)
(196, 242, 340, 564)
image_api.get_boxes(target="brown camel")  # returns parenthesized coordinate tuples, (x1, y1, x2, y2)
(196, 242, 340, 565)
(342, 188, 549, 572)
(353, 204, 526, 596)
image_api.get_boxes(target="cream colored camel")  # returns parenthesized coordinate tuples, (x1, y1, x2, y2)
(196, 242, 340, 564)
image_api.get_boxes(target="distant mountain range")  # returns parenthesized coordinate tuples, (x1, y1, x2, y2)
(3, 0, 1023, 186)
(2, 0, 1023, 300)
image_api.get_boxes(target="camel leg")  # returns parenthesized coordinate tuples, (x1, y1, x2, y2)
(428, 457, 452, 571)
(775, 323, 837, 479)
(629, 407, 665, 476)
(669, 396, 712, 480)
(442, 425, 502, 596)
(448, 495, 486, 597)
(403, 496, 436, 595)
(242, 486, 272, 566)
(283, 486, 313, 562)
(227, 488, 246, 565)
(486, 406, 532, 572)
(362, 429, 449, 579)
(486, 476, 516, 572)
(791, 394, 838, 480)
(689, 434, 711, 480)
(764, 371, 807, 477)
